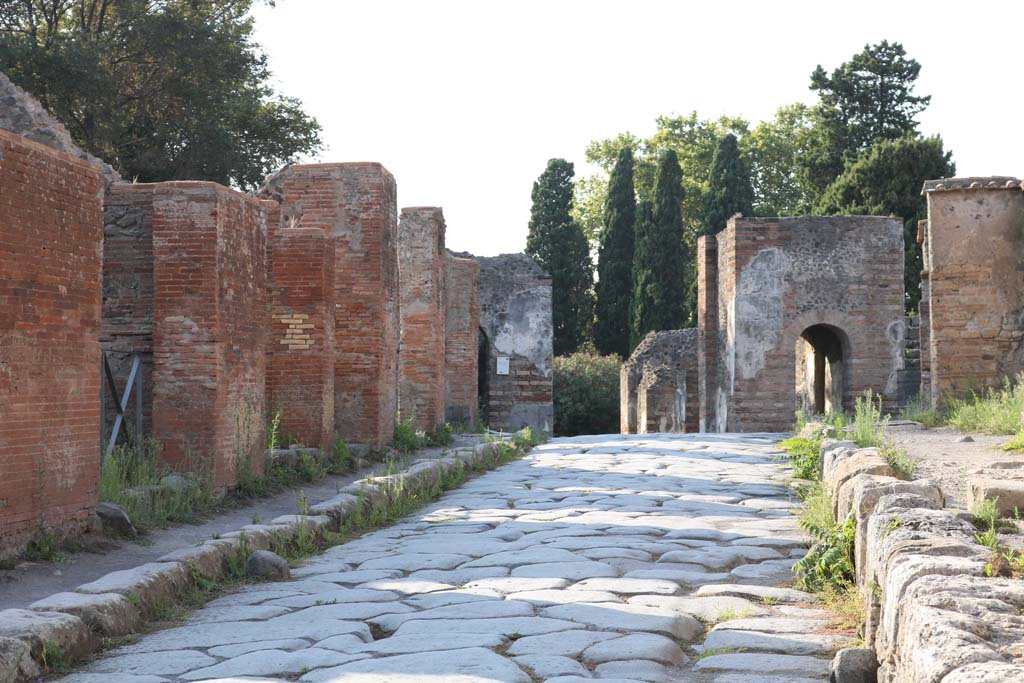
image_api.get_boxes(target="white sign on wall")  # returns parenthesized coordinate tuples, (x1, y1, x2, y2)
(496, 356, 511, 375)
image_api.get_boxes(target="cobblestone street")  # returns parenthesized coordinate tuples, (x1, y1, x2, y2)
(56, 434, 853, 683)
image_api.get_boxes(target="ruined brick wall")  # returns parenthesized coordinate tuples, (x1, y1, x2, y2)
(117, 182, 269, 489)
(701, 216, 905, 432)
(260, 163, 399, 448)
(922, 178, 1024, 406)
(398, 208, 447, 431)
(266, 209, 335, 452)
(621, 330, 698, 434)
(696, 235, 719, 434)
(0, 130, 104, 556)
(101, 186, 156, 438)
(470, 253, 553, 432)
(445, 255, 480, 426)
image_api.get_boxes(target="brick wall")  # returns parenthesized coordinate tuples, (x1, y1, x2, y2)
(261, 164, 399, 448)
(445, 255, 480, 426)
(700, 216, 905, 432)
(135, 182, 269, 489)
(0, 130, 104, 556)
(696, 235, 719, 433)
(398, 208, 447, 431)
(621, 329, 698, 434)
(923, 178, 1024, 406)
(472, 253, 553, 432)
(102, 186, 156, 438)
(267, 207, 335, 451)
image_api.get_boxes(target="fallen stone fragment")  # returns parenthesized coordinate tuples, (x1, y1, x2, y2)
(96, 502, 138, 538)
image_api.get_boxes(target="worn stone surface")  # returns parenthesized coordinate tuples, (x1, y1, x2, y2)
(95, 503, 138, 538)
(28, 592, 140, 638)
(830, 647, 878, 683)
(246, 551, 291, 581)
(969, 478, 1024, 517)
(48, 434, 869, 683)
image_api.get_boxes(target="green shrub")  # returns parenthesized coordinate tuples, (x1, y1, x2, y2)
(850, 390, 888, 448)
(424, 423, 455, 448)
(778, 437, 823, 480)
(553, 352, 621, 436)
(393, 417, 421, 453)
(1001, 430, 1024, 452)
(947, 374, 1024, 435)
(794, 483, 856, 592)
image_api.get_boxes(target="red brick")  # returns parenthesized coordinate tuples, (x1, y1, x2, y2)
(0, 129, 105, 557)
(445, 256, 480, 426)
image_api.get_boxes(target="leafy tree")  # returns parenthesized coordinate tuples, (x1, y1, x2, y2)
(743, 103, 818, 215)
(801, 40, 931, 196)
(0, 0, 321, 191)
(817, 134, 954, 311)
(701, 133, 754, 237)
(593, 147, 636, 358)
(526, 158, 594, 356)
(631, 151, 688, 346)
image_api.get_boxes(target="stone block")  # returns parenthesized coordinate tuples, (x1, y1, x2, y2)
(0, 609, 96, 662)
(74, 561, 189, 617)
(28, 592, 140, 638)
(969, 479, 1024, 517)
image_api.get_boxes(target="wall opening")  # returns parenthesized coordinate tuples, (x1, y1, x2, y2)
(796, 324, 849, 415)
(477, 327, 490, 426)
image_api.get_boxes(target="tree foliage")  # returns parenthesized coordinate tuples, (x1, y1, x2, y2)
(701, 133, 754, 237)
(0, 0, 322, 191)
(801, 40, 930, 196)
(631, 151, 688, 347)
(817, 134, 954, 311)
(553, 351, 621, 436)
(526, 158, 594, 356)
(593, 147, 636, 358)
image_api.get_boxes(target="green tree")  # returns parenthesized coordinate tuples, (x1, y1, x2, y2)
(631, 151, 688, 346)
(817, 134, 954, 312)
(801, 40, 931, 196)
(593, 147, 636, 358)
(743, 103, 818, 215)
(526, 158, 594, 356)
(0, 0, 321, 191)
(701, 133, 754, 237)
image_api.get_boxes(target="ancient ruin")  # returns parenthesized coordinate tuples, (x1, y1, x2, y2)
(920, 177, 1024, 407)
(397, 207, 448, 432)
(697, 215, 907, 432)
(473, 253, 555, 433)
(620, 329, 698, 434)
(0, 73, 555, 558)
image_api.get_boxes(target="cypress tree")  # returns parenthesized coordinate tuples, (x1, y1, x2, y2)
(593, 147, 636, 358)
(631, 150, 688, 347)
(701, 133, 754, 236)
(526, 158, 594, 356)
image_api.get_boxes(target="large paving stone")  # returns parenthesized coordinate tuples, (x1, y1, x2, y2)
(507, 629, 620, 657)
(628, 594, 766, 622)
(581, 633, 686, 665)
(299, 646, 532, 683)
(0, 609, 96, 661)
(693, 583, 813, 603)
(703, 628, 851, 655)
(183, 648, 366, 680)
(394, 616, 578, 638)
(510, 560, 618, 580)
(569, 577, 681, 596)
(91, 649, 216, 676)
(370, 599, 534, 631)
(693, 652, 830, 677)
(512, 654, 589, 679)
(540, 603, 702, 640)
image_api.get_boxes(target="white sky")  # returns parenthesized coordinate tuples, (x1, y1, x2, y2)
(251, 0, 1024, 257)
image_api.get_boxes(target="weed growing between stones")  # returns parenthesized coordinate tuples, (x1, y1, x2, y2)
(393, 417, 457, 453)
(946, 373, 1024, 435)
(778, 436, 823, 480)
(22, 528, 60, 562)
(99, 437, 216, 530)
(39, 639, 68, 675)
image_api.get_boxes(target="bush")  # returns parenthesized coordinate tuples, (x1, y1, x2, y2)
(553, 352, 621, 436)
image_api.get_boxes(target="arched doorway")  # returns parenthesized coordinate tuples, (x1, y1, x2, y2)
(796, 324, 849, 415)
(477, 328, 490, 426)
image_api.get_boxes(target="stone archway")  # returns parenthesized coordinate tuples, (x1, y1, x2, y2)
(796, 323, 850, 415)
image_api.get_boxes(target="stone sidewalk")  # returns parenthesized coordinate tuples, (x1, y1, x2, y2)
(55, 434, 853, 683)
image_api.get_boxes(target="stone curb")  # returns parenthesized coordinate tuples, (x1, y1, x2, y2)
(0, 434, 525, 682)
(815, 438, 1024, 683)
